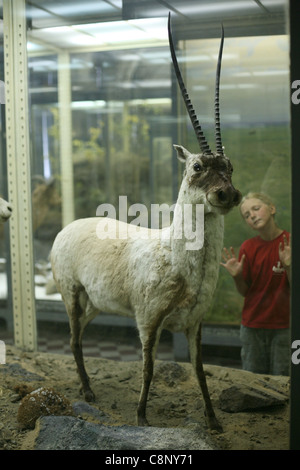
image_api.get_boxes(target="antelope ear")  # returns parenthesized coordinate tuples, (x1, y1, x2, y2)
(173, 144, 191, 163)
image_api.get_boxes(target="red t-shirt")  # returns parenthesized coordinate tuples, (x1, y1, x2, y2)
(239, 230, 290, 329)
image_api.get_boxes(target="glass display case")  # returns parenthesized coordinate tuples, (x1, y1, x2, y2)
(0, 0, 291, 359)
(2, 0, 300, 451)
(26, 1, 290, 324)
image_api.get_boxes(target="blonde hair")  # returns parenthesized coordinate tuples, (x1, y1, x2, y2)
(240, 192, 276, 217)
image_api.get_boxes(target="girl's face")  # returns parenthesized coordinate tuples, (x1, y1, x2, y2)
(240, 197, 276, 231)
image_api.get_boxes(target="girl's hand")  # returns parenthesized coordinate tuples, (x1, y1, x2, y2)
(220, 247, 245, 278)
(279, 234, 291, 268)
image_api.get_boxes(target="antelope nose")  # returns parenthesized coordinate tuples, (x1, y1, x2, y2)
(217, 188, 242, 206)
(217, 190, 228, 203)
(233, 189, 242, 205)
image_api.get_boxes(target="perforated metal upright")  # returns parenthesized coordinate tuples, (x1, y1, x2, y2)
(58, 52, 75, 226)
(3, 0, 37, 351)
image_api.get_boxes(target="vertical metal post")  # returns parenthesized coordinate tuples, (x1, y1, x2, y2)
(3, 0, 37, 350)
(58, 52, 75, 226)
(289, 0, 300, 451)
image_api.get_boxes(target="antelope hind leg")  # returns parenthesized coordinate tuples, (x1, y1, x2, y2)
(71, 334, 95, 402)
(69, 294, 95, 402)
(187, 324, 223, 432)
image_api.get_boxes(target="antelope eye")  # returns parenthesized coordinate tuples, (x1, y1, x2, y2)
(193, 163, 201, 172)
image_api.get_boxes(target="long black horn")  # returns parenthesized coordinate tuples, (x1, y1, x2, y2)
(168, 12, 211, 155)
(215, 24, 224, 155)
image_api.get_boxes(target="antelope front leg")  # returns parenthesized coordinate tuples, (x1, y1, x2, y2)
(137, 341, 155, 426)
(188, 324, 223, 433)
(137, 327, 161, 426)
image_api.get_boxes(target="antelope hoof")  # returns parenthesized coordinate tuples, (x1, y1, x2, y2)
(206, 414, 223, 433)
(83, 389, 95, 402)
(137, 415, 149, 426)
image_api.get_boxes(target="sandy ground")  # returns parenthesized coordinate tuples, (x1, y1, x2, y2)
(0, 344, 290, 451)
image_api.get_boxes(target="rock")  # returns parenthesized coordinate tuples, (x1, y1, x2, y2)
(33, 416, 215, 450)
(0, 363, 44, 382)
(219, 384, 288, 413)
(17, 387, 74, 429)
(72, 401, 110, 423)
(154, 361, 189, 387)
(13, 384, 35, 399)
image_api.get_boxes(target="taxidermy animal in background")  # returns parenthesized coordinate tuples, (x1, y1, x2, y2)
(0, 196, 12, 222)
(31, 176, 61, 233)
(51, 13, 241, 432)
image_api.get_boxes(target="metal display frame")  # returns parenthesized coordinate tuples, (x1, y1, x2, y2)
(3, 0, 37, 351)
(289, 0, 300, 452)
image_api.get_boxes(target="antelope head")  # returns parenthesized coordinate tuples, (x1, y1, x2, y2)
(168, 13, 241, 214)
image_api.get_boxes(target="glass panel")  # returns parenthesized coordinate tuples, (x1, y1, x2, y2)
(70, 48, 173, 215)
(29, 53, 61, 303)
(29, 49, 174, 303)
(180, 34, 291, 323)
(25, 1, 290, 369)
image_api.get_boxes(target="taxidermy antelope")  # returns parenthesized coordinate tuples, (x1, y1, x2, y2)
(51, 14, 241, 432)
(0, 197, 12, 222)
(31, 176, 61, 232)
